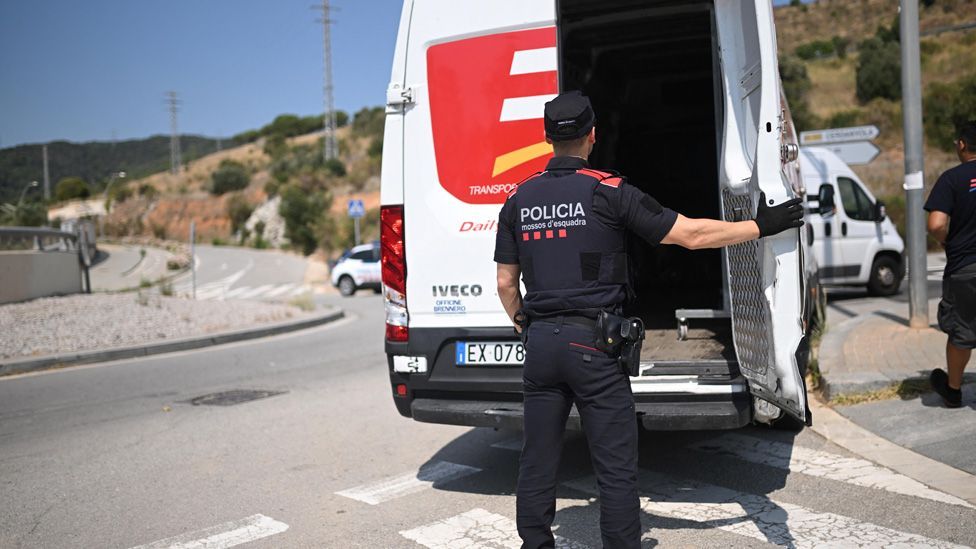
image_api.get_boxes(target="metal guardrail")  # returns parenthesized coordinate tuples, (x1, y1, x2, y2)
(0, 227, 80, 252)
(0, 226, 92, 292)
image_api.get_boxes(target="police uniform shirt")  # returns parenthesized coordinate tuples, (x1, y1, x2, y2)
(493, 155, 678, 266)
(924, 160, 976, 275)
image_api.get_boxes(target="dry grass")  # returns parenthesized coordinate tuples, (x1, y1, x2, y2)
(806, 58, 857, 119)
(774, 0, 976, 55)
(831, 378, 931, 406)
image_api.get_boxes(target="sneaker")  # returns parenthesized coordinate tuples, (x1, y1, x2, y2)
(930, 369, 963, 408)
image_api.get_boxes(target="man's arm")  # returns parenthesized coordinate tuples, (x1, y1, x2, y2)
(662, 215, 760, 249)
(928, 211, 950, 246)
(496, 263, 523, 332)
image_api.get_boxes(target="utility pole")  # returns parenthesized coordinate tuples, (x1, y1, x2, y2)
(313, 0, 339, 161)
(900, 0, 928, 329)
(165, 91, 183, 174)
(42, 144, 51, 200)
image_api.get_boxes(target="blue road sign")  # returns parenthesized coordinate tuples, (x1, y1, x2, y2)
(347, 199, 366, 218)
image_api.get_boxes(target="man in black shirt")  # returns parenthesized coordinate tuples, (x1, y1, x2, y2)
(924, 120, 976, 408)
(494, 91, 803, 549)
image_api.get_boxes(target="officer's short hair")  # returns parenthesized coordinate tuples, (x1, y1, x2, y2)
(551, 134, 590, 156)
(956, 120, 976, 152)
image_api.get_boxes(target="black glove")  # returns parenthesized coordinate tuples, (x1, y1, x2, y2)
(754, 191, 804, 237)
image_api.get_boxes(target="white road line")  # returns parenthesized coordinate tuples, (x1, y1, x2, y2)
(491, 437, 522, 451)
(128, 514, 288, 549)
(510, 47, 557, 75)
(564, 473, 965, 548)
(688, 433, 974, 509)
(400, 508, 588, 549)
(194, 287, 228, 301)
(237, 284, 276, 299)
(265, 283, 298, 298)
(335, 460, 481, 505)
(500, 94, 557, 122)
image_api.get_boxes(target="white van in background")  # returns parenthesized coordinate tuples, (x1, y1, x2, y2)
(801, 147, 905, 296)
(380, 0, 818, 431)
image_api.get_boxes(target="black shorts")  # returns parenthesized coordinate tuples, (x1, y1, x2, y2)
(938, 263, 976, 349)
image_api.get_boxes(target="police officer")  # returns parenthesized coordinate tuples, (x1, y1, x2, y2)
(493, 91, 803, 549)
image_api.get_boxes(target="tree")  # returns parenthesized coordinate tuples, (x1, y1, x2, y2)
(226, 192, 255, 234)
(279, 184, 329, 255)
(351, 107, 386, 139)
(924, 74, 976, 152)
(0, 202, 47, 226)
(856, 37, 901, 103)
(324, 158, 347, 177)
(54, 177, 91, 202)
(779, 55, 819, 132)
(210, 159, 250, 195)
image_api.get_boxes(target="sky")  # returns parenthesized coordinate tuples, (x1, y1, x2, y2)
(0, 0, 800, 148)
(0, 0, 403, 147)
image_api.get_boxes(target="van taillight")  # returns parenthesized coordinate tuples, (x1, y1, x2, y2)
(381, 205, 408, 342)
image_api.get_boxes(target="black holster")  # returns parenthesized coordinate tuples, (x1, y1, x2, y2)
(514, 309, 529, 344)
(595, 310, 645, 377)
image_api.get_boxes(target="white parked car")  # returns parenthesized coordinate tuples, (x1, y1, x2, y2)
(330, 243, 381, 297)
(802, 147, 905, 296)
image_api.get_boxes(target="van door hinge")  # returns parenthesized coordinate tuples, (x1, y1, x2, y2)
(386, 83, 414, 111)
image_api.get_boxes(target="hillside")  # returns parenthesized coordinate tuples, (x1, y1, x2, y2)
(98, 108, 384, 255)
(0, 135, 221, 204)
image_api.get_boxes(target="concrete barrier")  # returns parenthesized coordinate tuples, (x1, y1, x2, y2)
(0, 250, 83, 304)
(0, 227, 85, 304)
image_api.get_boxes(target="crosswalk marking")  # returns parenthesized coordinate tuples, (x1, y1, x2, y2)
(687, 433, 974, 509)
(564, 473, 965, 548)
(335, 461, 482, 506)
(128, 514, 288, 549)
(400, 508, 588, 549)
(265, 283, 298, 297)
(237, 284, 276, 299)
(171, 281, 310, 301)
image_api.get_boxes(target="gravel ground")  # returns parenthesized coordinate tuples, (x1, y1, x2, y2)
(0, 293, 308, 360)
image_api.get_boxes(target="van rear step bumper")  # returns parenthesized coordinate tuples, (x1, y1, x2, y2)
(410, 397, 751, 431)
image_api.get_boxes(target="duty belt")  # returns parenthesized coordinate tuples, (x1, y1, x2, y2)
(532, 314, 597, 329)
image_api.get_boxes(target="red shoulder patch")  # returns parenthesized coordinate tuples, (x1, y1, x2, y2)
(600, 176, 622, 188)
(576, 168, 613, 180)
(508, 171, 544, 198)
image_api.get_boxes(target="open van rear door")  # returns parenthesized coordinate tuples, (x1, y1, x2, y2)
(715, 0, 808, 423)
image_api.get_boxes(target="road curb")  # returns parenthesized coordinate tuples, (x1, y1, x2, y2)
(0, 307, 344, 376)
(809, 396, 976, 506)
(819, 312, 906, 399)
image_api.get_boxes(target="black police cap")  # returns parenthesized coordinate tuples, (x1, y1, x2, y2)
(544, 91, 595, 142)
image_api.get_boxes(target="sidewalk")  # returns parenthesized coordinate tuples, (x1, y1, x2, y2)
(817, 267, 976, 476)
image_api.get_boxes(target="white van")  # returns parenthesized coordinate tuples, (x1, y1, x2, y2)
(801, 147, 905, 296)
(380, 0, 819, 431)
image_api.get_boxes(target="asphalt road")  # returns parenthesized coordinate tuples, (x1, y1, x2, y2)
(2, 295, 974, 548)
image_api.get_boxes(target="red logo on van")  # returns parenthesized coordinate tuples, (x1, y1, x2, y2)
(427, 27, 557, 204)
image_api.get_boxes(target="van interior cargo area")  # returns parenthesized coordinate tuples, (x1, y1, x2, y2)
(559, 0, 734, 363)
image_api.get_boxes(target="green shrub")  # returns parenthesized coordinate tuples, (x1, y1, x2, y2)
(226, 192, 254, 234)
(368, 137, 383, 159)
(263, 133, 288, 160)
(138, 183, 158, 199)
(279, 184, 329, 255)
(210, 159, 250, 195)
(831, 36, 850, 59)
(923, 74, 976, 152)
(352, 107, 386, 139)
(54, 177, 90, 202)
(795, 40, 835, 60)
(827, 109, 863, 128)
(856, 37, 901, 103)
(779, 55, 819, 131)
(324, 158, 347, 177)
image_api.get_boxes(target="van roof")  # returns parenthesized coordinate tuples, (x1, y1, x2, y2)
(800, 146, 853, 179)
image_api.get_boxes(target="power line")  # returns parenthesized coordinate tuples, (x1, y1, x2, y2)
(312, 0, 338, 161)
(165, 91, 182, 174)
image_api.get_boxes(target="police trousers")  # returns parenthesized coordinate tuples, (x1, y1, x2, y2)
(516, 318, 640, 549)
